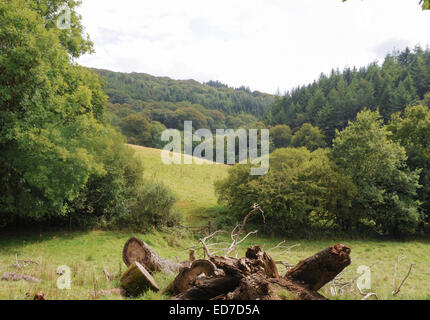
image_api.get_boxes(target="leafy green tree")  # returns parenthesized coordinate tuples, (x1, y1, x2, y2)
(270, 125, 292, 149)
(0, 0, 106, 219)
(423, 92, 430, 108)
(215, 148, 356, 235)
(388, 105, 430, 223)
(150, 121, 168, 149)
(332, 109, 422, 235)
(120, 113, 153, 146)
(292, 123, 327, 151)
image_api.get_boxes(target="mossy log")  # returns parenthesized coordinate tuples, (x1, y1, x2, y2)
(120, 261, 159, 297)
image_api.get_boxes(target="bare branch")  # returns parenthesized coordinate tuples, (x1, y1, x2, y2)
(330, 262, 378, 295)
(392, 255, 406, 294)
(361, 292, 378, 300)
(267, 241, 286, 251)
(225, 204, 264, 256)
(275, 261, 294, 268)
(199, 230, 225, 258)
(392, 261, 415, 296)
(103, 269, 114, 281)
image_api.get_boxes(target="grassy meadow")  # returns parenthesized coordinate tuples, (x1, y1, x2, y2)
(1, 145, 430, 300)
(132, 144, 229, 224)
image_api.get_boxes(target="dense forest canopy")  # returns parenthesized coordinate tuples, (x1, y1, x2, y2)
(95, 69, 274, 117)
(265, 46, 430, 143)
(94, 69, 275, 149)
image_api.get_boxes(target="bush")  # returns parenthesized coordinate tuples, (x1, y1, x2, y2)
(111, 180, 180, 231)
(215, 147, 356, 236)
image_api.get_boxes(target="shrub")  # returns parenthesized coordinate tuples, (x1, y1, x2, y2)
(111, 180, 180, 231)
(215, 147, 356, 235)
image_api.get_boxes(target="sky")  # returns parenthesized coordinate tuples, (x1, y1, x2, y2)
(77, 0, 430, 94)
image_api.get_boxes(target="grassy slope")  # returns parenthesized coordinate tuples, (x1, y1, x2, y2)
(131, 144, 229, 224)
(1, 145, 430, 300)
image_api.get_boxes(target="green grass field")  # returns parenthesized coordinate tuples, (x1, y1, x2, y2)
(1, 145, 430, 300)
(132, 145, 229, 224)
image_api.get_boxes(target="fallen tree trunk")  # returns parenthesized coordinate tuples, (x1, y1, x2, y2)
(1, 272, 41, 283)
(172, 244, 351, 300)
(122, 237, 190, 275)
(285, 244, 351, 291)
(120, 261, 159, 297)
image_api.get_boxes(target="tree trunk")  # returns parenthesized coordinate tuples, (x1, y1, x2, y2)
(122, 237, 188, 275)
(285, 244, 351, 291)
(120, 261, 159, 297)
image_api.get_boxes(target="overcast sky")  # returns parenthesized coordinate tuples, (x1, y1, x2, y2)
(77, 0, 430, 94)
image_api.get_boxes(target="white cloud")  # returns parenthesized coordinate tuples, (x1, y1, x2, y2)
(77, 0, 430, 94)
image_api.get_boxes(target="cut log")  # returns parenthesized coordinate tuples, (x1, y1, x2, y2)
(122, 237, 185, 274)
(120, 261, 159, 297)
(172, 259, 217, 294)
(285, 243, 351, 291)
(1, 272, 41, 283)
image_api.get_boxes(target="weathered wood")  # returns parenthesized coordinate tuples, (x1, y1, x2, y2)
(120, 261, 159, 297)
(122, 237, 185, 275)
(173, 244, 351, 300)
(1, 272, 41, 283)
(245, 246, 279, 278)
(208, 247, 278, 279)
(121, 239, 352, 301)
(172, 259, 217, 294)
(285, 243, 351, 291)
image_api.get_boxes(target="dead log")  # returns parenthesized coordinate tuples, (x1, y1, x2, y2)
(207, 246, 278, 279)
(120, 261, 159, 297)
(122, 237, 188, 275)
(173, 244, 351, 300)
(245, 246, 279, 278)
(1, 272, 41, 283)
(285, 244, 351, 291)
(171, 260, 217, 294)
